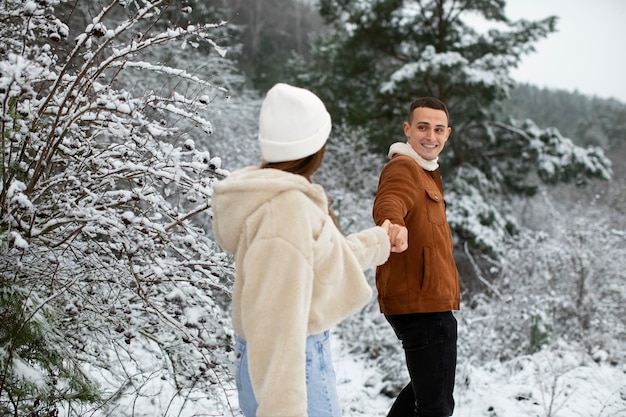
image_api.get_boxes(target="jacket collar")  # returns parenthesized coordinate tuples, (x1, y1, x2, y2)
(388, 142, 439, 171)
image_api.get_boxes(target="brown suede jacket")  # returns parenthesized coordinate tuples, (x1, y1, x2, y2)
(373, 151, 460, 315)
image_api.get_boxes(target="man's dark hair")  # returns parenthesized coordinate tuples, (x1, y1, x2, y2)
(408, 97, 450, 124)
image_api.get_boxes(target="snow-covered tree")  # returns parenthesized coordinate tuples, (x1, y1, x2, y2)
(295, 0, 612, 260)
(0, 1, 239, 415)
(310, 0, 554, 140)
(446, 119, 611, 257)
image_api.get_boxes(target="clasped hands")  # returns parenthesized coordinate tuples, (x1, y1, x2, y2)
(380, 219, 408, 253)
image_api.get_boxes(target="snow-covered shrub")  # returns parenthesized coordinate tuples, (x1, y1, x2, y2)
(446, 119, 612, 259)
(205, 90, 263, 170)
(458, 195, 625, 366)
(314, 124, 386, 233)
(0, 1, 238, 415)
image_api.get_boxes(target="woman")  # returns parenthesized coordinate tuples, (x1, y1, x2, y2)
(212, 83, 404, 417)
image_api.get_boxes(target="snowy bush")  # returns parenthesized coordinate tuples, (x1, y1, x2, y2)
(461, 196, 625, 363)
(0, 1, 238, 415)
(446, 119, 612, 258)
(314, 124, 386, 233)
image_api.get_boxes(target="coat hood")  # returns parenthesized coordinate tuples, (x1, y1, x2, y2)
(211, 166, 328, 253)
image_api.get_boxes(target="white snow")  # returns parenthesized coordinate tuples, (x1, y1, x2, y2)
(334, 332, 626, 417)
(10, 231, 29, 249)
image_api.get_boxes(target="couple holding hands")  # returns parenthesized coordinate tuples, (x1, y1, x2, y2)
(212, 83, 460, 417)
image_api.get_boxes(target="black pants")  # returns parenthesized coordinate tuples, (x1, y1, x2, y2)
(385, 312, 457, 417)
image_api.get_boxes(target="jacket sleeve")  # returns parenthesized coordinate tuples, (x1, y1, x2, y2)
(240, 235, 313, 417)
(345, 226, 391, 270)
(373, 156, 417, 227)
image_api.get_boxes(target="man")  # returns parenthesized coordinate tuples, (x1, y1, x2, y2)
(372, 97, 460, 417)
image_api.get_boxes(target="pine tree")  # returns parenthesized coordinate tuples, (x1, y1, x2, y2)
(302, 0, 611, 258)
(312, 0, 555, 144)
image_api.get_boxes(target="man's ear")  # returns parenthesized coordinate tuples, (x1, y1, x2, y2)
(403, 121, 410, 137)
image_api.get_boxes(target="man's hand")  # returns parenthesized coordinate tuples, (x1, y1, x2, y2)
(381, 219, 408, 253)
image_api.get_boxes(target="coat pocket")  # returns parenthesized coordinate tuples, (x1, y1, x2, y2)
(425, 189, 446, 225)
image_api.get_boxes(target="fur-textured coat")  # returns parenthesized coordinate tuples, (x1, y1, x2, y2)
(212, 166, 390, 417)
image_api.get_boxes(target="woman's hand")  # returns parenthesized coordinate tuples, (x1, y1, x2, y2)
(381, 219, 408, 253)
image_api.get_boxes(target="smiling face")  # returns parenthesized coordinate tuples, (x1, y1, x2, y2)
(404, 106, 451, 161)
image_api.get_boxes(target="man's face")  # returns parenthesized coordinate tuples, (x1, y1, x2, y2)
(404, 106, 451, 161)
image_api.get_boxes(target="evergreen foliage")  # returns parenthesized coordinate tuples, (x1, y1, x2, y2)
(502, 83, 626, 149)
(230, 0, 325, 91)
(312, 0, 557, 146)
(292, 0, 612, 258)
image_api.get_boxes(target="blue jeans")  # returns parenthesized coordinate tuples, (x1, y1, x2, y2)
(385, 312, 457, 417)
(234, 330, 341, 417)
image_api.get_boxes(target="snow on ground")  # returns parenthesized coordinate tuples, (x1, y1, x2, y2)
(335, 338, 396, 416)
(118, 315, 621, 417)
(335, 336, 626, 417)
(102, 330, 624, 416)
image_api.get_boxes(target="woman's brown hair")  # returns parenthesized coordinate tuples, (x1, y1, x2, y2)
(261, 144, 339, 227)
(261, 144, 326, 182)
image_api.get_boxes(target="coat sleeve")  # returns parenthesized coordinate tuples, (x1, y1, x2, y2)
(373, 156, 417, 227)
(240, 235, 313, 417)
(345, 226, 390, 270)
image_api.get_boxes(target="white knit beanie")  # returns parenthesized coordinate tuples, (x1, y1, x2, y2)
(258, 83, 332, 163)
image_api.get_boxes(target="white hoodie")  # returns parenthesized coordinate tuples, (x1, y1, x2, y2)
(212, 166, 390, 417)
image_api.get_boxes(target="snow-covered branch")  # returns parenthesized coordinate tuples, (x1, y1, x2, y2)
(0, 1, 238, 415)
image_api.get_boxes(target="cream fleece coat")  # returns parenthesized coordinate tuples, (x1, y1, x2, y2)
(212, 166, 390, 417)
